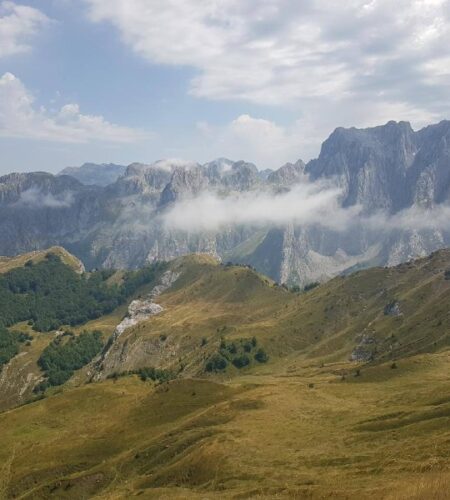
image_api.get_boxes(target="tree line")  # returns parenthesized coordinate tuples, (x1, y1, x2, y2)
(0, 252, 167, 332)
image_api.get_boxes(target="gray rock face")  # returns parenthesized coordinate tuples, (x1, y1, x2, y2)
(384, 301, 402, 317)
(2, 120, 450, 284)
(268, 160, 305, 186)
(351, 334, 377, 362)
(58, 163, 126, 186)
(306, 120, 450, 212)
(94, 269, 180, 379)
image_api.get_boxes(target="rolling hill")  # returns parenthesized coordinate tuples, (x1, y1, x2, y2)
(0, 247, 450, 498)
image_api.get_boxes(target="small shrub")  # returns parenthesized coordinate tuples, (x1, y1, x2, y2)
(232, 355, 250, 369)
(254, 348, 268, 363)
(290, 285, 301, 293)
(391, 362, 398, 369)
(136, 367, 172, 382)
(243, 341, 253, 353)
(303, 281, 320, 292)
(445, 269, 450, 280)
(201, 337, 208, 347)
(227, 342, 237, 354)
(205, 354, 228, 372)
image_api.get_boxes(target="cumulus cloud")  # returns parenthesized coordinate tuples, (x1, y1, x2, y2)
(0, 1, 49, 58)
(17, 188, 74, 208)
(0, 72, 150, 143)
(196, 114, 303, 168)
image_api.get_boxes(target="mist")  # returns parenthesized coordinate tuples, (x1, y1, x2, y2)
(17, 188, 75, 208)
(163, 182, 450, 235)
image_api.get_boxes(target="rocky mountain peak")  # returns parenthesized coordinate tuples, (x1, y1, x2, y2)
(159, 164, 208, 206)
(58, 163, 126, 186)
(268, 159, 305, 185)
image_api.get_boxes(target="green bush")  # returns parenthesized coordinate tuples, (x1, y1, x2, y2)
(303, 281, 320, 292)
(135, 367, 172, 382)
(205, 354, 228, 372)
(35, 330, 103, 391)
(254, 348, 269, 363)
(227, 342, 237, 354)
(0, 327, 32, 368)
(232, 355, 250, 368)
(243, 341, 253, 353)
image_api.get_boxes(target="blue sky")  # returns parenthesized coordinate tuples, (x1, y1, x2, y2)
(0, 0, 449, 174)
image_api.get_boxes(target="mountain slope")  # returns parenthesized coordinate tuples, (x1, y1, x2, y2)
(1, 248, 450, 497)
(0, 246, 85, 274)
(98, 250, 450, 384)
(2, 247, 450, 410)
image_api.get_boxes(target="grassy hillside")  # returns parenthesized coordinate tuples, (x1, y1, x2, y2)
(1, 248, 450, 498)
(86, 249, 450, 382)
(0, 250, 167, 410)
(0, 352, 449, 498)
(0, 246, 85, 274)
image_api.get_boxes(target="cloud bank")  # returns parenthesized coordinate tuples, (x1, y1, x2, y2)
(163, 182, 361, 232)
(163, 182, 450, 234)
(17, 187, 74, 208)
(0, 72, 149, 143)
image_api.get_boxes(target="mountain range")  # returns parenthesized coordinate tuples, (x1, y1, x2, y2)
(1, 120, 450, 284)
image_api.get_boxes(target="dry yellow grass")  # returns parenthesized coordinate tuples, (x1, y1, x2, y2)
(1, 250, 450, 498)
(0, 351, 449, 498)
(0, 246, 84, 274)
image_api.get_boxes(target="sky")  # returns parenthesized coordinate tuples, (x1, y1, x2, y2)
(0, 0, 449, 174)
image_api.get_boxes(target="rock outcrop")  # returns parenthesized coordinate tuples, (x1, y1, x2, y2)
(93, 270, 180, 378)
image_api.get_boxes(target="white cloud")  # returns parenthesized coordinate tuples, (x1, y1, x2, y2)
(195, 108, 441, 168)
(85, 0, 450, 113)
(196, 114, 312, 168)
(163, 180, 450, 235)
(84, 0, 450, 161)
(17, 187, 74, 208)
(163, 181, 361, 232)
(0, 72, 149, 143)
(0, 1, 49, 57)
(367, 205, 450, 232)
